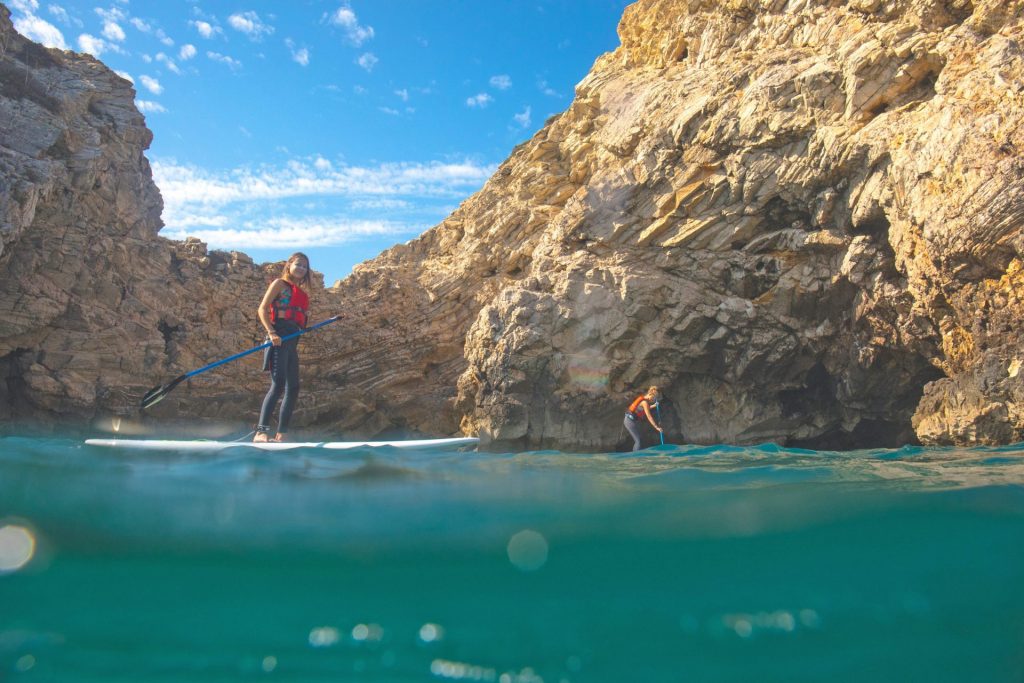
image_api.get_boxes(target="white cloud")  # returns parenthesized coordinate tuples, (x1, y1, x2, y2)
(190, 20, 220, 39)
(351, 198, 410, 210)
(162, 212, 229, 228)
(163, 218, 412, 249)
(152, 157, 497, 250)
(285, 38, 309, 66)
(179, 44, 197, 60)
(153, 157, 494, 212)
(207, 51, 242, 70)
(102, 20, 125, 42)
(136, 100, 166, 113)
(12, 14, 67, 49)
(48, 5, 79, 27)
(513, 106, 532, 128)
(9, 0, 40, 13)
(490, 74, 512, 90)
(538, 79, 559, 97)
(78, 33, 110, 55)
(356, 52, 377, 72)
(379, 107, 399, 116)
(228, 11, 273, 40)
(156, 29, 174, 46)
(327, 6, 374, 46)
(94, 6, 125, 22)
(155, 53, 181, 75)
(115, 69, 133, 84)
(140, 75, 163, 94)
(130, 17, 151, 32)
(466, 93, 493, 108)
(394, 89, 408, 102)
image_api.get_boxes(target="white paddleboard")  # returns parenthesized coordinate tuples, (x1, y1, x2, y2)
(85, 437, 479, 452)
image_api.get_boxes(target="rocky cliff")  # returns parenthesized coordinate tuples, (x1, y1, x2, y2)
(1, 0, 1023, 450)
(0, 3, 331, 433)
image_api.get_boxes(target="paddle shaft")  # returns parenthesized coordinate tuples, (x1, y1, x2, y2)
(182, 316, 339, 380)
(656, 403, 664, 444)
(141, 315, 339, 409)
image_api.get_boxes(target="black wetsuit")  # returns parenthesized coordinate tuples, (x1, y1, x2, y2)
(258, 319, 301, 434)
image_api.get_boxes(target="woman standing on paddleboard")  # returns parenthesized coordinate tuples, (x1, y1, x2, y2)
(254, 252, 312, 442)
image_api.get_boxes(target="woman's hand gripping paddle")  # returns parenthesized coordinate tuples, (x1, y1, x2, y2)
(140, 315, 341, 410)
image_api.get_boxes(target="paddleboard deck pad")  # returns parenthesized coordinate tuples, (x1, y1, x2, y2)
(85, 437, 479, 452)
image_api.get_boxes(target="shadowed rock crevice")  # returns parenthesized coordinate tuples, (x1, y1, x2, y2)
(0, 59, 58, 112)
(0, 348, 32, 419)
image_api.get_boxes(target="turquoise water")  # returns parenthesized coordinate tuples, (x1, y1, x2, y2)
(2, 437, 1024, 682)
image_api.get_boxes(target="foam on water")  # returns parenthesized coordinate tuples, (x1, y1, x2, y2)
(1, 436, 1024, 682)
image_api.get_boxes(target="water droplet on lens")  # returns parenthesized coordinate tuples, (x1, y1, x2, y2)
(0, 524, 36, 573)
(351, 623, 383, 642)
(507, 530, 548, 571)
(308, 626, 340, 648)
(733, 618, 753, 638)
(774, 611, 795, 632)
(799, 608, 821, 629)
(419, 622, 444, 643)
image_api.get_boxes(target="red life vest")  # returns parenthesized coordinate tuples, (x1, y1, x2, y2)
(270, 280, 309, 328)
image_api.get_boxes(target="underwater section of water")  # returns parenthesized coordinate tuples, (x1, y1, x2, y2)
(1, 437, 1024, 682)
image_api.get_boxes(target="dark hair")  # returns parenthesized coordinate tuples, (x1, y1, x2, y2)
(280, 252, 312, 288)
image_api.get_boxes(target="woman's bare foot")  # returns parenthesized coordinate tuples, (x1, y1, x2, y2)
(273, 433, 289, 442)
(253, 431, 270, 443)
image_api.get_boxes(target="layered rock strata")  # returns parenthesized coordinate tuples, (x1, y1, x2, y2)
(2, 1, 1023, 450)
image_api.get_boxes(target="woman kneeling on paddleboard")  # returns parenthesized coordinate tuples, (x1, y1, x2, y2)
(254, 252, 312, 443)
(624, 386, 663, 451)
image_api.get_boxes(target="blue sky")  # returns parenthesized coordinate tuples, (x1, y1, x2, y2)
(8, 0, 631, 285)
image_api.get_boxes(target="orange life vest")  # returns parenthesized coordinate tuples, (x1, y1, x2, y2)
(628, 395, 648, 418)
(270, 280, 309, 329)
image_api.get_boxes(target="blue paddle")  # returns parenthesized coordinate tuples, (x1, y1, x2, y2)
(140, 315, 341, 410)
(656, 402, 665, 445)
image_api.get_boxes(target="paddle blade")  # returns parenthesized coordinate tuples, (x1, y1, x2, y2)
(140, 376, 184, 410)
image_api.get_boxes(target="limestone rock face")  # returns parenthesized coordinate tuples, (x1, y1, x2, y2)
(2, 1, 1023, 450)
(336, 0, 1024, 450)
